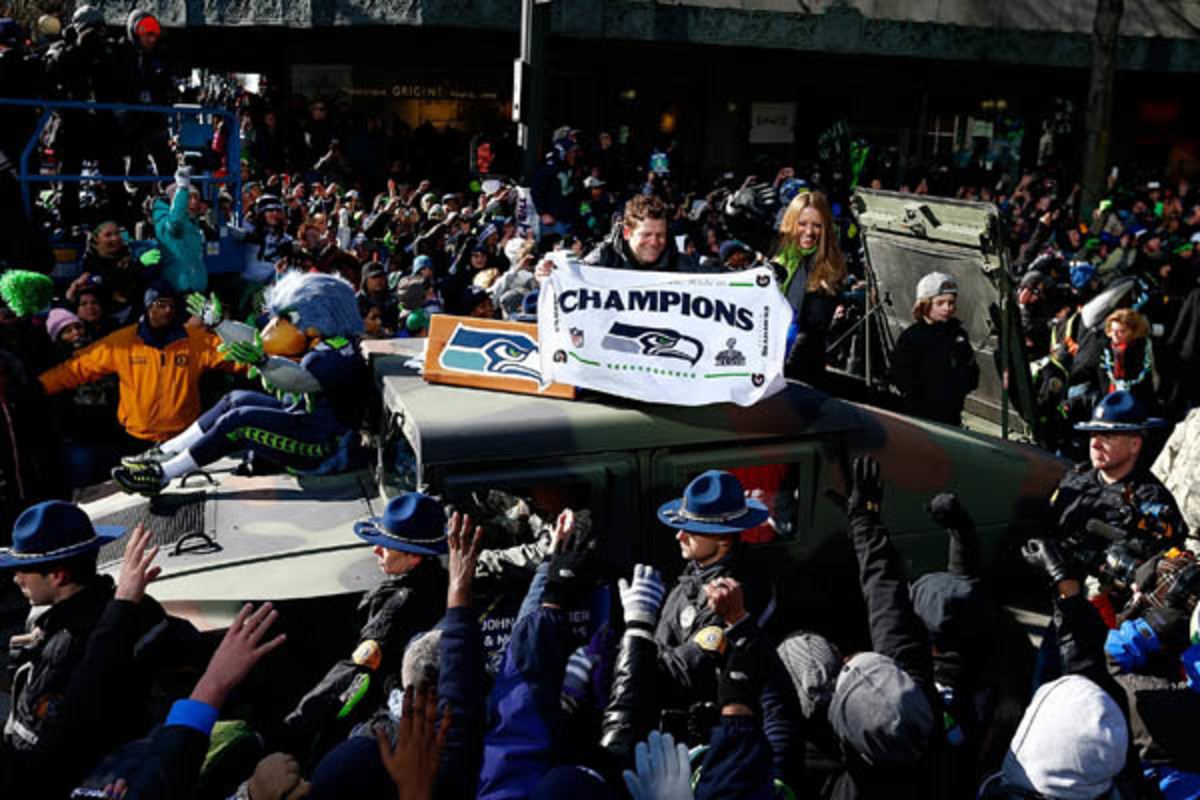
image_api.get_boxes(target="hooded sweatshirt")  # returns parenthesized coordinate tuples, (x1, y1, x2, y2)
(153, 187, 206, 293)
(997, 675, 1127, 799)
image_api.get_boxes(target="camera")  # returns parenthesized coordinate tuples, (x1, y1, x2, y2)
(1061, 519, 1159, 588)
(1100, 542, 1145, 588)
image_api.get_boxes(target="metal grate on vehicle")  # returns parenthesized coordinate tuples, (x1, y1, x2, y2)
(95, 492, 210, 564)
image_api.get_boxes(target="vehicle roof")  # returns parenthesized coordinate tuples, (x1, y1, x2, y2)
(373, 341, 865, 466)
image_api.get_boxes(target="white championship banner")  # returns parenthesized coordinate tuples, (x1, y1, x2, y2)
(538, 257, 791, 406)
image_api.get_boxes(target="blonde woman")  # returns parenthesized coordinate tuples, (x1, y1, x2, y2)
(1097, 308, 1156, 411)
(773, 191, 847, 382)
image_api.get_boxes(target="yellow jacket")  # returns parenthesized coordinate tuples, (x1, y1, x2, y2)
(40, 321, 240, 442)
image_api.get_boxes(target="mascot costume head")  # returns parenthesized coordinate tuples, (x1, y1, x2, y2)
(260, 272, 363, 357)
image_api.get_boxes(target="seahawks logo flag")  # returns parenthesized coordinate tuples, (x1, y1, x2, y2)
(538, 256, 790, 406)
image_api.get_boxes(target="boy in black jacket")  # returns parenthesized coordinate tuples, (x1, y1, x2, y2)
(891, 272, 980, 426)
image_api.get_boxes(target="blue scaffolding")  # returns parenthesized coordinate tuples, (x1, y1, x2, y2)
(0, 97, 242, 226)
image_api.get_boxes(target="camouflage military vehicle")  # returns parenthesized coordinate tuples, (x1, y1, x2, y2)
(74, 190, 1065, 675)
(82, 335, 1064, 640)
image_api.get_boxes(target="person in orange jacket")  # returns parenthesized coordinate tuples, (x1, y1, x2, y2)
(39, 281, 241, 448)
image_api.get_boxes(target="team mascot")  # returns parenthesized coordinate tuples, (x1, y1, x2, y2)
(112, 271, 368, 495)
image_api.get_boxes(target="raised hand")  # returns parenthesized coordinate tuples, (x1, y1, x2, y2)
(186, 292, 223, 327)
(847, 455, 883, 519)
(247, 752, 310, 800)
(619, 564, 666, 628)
(191, 602, 287, 710)
(446, 511, 483, 609)
(542, 514, 597, 609)
(926, 492, 970, 530)
(623, 730, 694, 800)
(549, 508, 575, 555)
(376, 686, 450, 800)
(1022, 538, 1074, 585)
(114, 524, 161, 604)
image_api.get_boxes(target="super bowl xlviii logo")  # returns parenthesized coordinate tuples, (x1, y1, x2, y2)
(439, 324, 542, 382)
(714, 339, 745, 367)
(601, 321, 703, 367)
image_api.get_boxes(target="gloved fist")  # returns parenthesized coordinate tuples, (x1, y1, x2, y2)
(248, 752, 310, 800)
(138, 248, 162, 267)
(619, 564, 666, 629)
(1022, 538, 1074, 584)
(1105, 618, 1160, 673)
(174, 166, 192, 188)
(847, 455, 883, 519)
(1182, 643, 1200, 692)
(926, 492, 970, 530)
(1141, 606, 1190, 653)
(718, 625, 773, 711)
(186, 292, 223, 327)
(541, 526, 598, 609)
(560, 646, 598, 716)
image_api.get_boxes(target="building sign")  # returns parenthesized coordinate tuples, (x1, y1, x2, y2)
(538, 257, 790, 407)
(749, 102, 796, 144)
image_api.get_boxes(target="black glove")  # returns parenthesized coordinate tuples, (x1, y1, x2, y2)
(1132, 554, 1163, 595)
(717, 624, 773, 711)
(847, 456, 883, 520)
(926, 492, 971, 531)
(542, 529, 598, 609)
(1142, 606, 1191, 654)
(1022, 538, 1074, 584)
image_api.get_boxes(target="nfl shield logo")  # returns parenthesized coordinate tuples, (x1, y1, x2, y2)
(570, 327, 585, 348)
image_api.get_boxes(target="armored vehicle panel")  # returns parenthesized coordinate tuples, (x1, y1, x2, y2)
(851, 188, 1033, 430)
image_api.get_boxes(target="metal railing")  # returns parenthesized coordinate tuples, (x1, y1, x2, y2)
(0, 97, 241, 225)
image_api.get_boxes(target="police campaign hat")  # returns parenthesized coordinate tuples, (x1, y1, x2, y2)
(0, 501, 124, 569)
(354, 493, 448, 556)
(1075, 390, 1169, 434)
(658, 470, 768, 535)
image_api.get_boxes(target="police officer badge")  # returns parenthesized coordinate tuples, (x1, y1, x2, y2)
(679, 605, 696, 631)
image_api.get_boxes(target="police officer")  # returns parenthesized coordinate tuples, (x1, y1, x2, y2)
(281, 492, 448, 761)
(1051, 390, 1188, 556)
(0, 503, 193, 796)
(653, 470, 774, 710)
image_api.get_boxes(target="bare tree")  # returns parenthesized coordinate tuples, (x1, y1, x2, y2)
(1081, 0, 1124, 216)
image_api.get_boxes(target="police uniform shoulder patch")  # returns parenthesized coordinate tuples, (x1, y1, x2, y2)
(692, 626, 726, 654)
(352, 639, 383, 672)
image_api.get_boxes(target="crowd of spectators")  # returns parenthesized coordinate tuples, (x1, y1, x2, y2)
(2, 6, 1200, 800)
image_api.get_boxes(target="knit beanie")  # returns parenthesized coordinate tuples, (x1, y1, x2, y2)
(46, 308, 82, 341)
(777, 632, 842, 719)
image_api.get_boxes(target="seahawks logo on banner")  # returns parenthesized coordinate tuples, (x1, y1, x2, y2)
(440, 324, 542, 382)
(601, 322, 704, 367)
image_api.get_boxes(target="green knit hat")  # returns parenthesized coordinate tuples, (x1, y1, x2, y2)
(0, 270, 54, 317)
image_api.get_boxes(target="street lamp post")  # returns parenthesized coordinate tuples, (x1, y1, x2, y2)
(515, 0, 550, 184)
